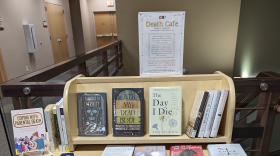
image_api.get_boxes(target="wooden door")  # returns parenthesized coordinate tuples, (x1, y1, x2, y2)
(94, 12, 117, 48)
(45, 3, 69, 63)
(0, 48, 8, 84)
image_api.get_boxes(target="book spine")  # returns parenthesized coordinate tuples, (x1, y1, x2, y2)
(44, 109, 55, 152)
(197, 92, 214, 137)
(210, 89, 229, 138)
(56, 104, 65, 151)
(53, 113, 61, 145)
(204, 90, 221, 138)
(190, 92, 209, 138)
(61, 107, 70, 152)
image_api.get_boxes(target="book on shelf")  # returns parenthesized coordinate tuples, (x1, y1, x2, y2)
(134, 146, 166, 156)
(210, 89, 229, 138)
(197, 91, 214, 137)
(60, 105, 70, 152)
(44, 104, 58, 152)
(186, 91, 209, 138)
(101, 145, 135, 156)
(203, 90, 221, 138)
(207, 144, 247, 156)
(112, 88, 144, 136)
(11, 108, 48, 155)
(170, 145, 204, 156)
(149, 87, 182, 135)
(53, 104, 62, 151)
(77, 92, 107, 136)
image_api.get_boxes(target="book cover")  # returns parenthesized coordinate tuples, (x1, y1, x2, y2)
(149, 87, 182, 135)
(204, 90, 221, 138)
(77, 92, 107, 136)
(11, 108, 48, 155)
(56, 98, 65, 151)
(101, 145, 135, 156)
(207, 144, 247, 156)
(134, 146, 166, 156)
(210, 89, 229, 138)
(44, 104, 58, 152)
(186, 91, 209, 138)
(170, 145, 204, 156)
(53, 106, 62, 151)
(60, 105, 69, 152)
(112, 88, 144, 136)
(197, 91, 214, 137)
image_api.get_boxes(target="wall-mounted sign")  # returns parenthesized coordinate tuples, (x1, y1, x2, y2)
(138, 12, 185, 77)
(43, 20, 48, 28)
(107, 1, 114, 7)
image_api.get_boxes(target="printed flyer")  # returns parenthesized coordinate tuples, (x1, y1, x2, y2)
(138, 12, 185, 77)
(11, 108, 48, 155)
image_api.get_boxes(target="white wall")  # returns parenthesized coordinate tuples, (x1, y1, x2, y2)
(0, 0, 75, 80)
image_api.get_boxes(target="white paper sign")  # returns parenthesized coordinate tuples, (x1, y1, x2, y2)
(138, 12, 185, 77)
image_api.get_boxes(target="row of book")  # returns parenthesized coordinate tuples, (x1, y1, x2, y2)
(75, 87, 229, 138)
(44, 98, 69, 152)
(101, 144, 247, 156)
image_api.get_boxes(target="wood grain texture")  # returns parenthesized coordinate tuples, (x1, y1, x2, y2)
(0, 48, 7, 85)
(63, 71, 235, 151)
(45, 3, 69, 63)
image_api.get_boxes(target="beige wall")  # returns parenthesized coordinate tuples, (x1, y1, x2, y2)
(116, 0, 241, 77)
(0, 0, 75, 80)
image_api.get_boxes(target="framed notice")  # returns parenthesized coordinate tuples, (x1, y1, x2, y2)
(138, 12, 185, 77)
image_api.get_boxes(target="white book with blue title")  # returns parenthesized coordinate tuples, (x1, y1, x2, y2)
(149, 87, 182, 135)
(101, 145, 135, 156)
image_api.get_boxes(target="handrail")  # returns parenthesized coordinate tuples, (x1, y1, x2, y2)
(0, 40, 122, 97)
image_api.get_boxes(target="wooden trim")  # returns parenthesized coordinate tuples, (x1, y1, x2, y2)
(0, 48, 8, 83)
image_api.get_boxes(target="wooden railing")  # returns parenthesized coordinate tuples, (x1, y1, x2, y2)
(0, 40, 122, 109)
(232, 71, 280, 156)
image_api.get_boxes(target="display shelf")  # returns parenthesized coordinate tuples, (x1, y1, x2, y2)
(73, 134, 227, 144)
(63, 71, 235, 152)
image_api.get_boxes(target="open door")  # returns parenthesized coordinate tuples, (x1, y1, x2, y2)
(94, 12, 117, 48)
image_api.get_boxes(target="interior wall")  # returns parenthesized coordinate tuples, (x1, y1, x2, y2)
(0, 0, 75, 80)
(116, 0, 241, 77)
(80, 0, 94, 52)
(44, 0, 76, 58)
(0, 0, 54, 80)
(232, 0, 280, 152)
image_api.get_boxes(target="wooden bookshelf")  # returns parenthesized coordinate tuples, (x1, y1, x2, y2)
(62, 71, 235, 155)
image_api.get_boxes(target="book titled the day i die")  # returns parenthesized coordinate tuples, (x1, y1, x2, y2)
(77, 92, 107, 136)
(149, 87, 182, 135)
(11, 108, 48, 155)
(101, 145, 135, 156)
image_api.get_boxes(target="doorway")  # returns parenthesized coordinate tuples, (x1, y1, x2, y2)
(94, 12, 117, 48)
(45, 3, 69, 63)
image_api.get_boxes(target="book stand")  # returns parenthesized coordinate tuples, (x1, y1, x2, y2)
(57, 71, 235, 156)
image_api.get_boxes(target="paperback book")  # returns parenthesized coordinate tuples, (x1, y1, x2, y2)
(77, 92, 107, 136)
(11, 108, 48, 155)
(134, 146, 166, 156)
(186, 91, 209, 138)
(207, 144, 247, 156)
(149, 87, 182, 135)
(170, 145, 204, 156)
(101, 145, 135, 156)
(112, 88, 144, 136)
(44, 104, 58, 152)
